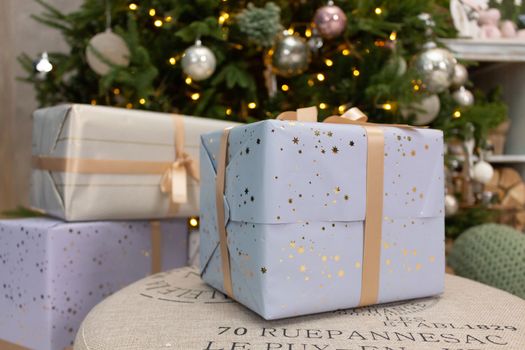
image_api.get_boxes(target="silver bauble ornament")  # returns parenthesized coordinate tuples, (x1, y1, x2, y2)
(33, 52, 53, 80)
(401, 94, 441, 125)
(445, 194, 459, 216)
(307, 28, 324, 55)
(86, 29, 130, 75)
(270, 33, 311, 77)
(413, 42, 456, 93)
(181, 40, 217, 81)
(472, 161, 494, 184)
(451, 63, 469, 88)
(452, 86, 474, 107)
(313, 1, 347, 39)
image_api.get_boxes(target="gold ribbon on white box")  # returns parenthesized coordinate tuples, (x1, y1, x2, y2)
(31, 114, 199, 215)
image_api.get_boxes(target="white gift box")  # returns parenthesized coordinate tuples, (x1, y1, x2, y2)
(31, 104, 239, 221)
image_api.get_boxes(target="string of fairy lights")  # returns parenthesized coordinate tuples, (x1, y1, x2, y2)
(89, 2, 390, 117)
(83, 2, 464, 121)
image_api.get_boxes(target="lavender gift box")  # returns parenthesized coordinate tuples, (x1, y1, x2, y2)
(0, 217, 187, 350)
(200, 112, 445, 320)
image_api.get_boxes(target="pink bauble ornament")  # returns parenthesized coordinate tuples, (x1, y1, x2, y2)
(500, 20, 517, 38)
(313, 2, 347, 39)
(478, 8, 501, 26)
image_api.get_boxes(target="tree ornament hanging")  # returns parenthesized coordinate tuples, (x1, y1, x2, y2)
(269, 32, 310, 77)
(401, 94, 441, 125)
(445, 194, 459, 216)
(86, 29, 131, 75)
(451, 63, 469, 88)
(307, 28, 324, 55)
(313, 1, 347, 39)
(413, 42, 456, 93)
(472, 161, 495, 184)
(85, 5, 130, 76)
(33, 52, 53, 80)
(181, 39, 217, 81)
(452, 86, 475, 107)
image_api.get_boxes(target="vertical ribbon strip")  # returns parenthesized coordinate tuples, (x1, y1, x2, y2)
(216, 128, 234, 299)
(150, 220, 163, 274)
(358, 126, 385, 306)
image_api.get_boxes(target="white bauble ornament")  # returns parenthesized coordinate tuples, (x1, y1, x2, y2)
(445, 194, 459, 216)
(181, 40, 217, 81)
(86, 29, 130, 75)
(33, 52, 53, 80)
(452, 86, 475, 107)
(451, 63, 468, 88)
(401, 94, 441, 125)
(472, 161, 494, 184)
(413, 42, 456, 93)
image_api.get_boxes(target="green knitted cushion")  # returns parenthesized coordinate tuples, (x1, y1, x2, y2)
(448, 223, 525, 299)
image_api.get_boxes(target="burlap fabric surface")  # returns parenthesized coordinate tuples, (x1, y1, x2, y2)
(75, 266, 525, 350)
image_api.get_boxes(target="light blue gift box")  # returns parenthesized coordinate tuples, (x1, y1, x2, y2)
(200, 117, 444, 320)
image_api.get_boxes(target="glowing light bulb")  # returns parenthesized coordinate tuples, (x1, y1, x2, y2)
(375, 7, 382, 15)
(149, 9, 156, 16)
(248, 102, 257, 109)
(128, 3, 138, 11)
(169, 57, 176, 65)
(287, 27, 294, 35)
(226, 108, 232, 115)
(185, 77, 192, 85)
(189, 217, 199, 227)
(382, 103, 392, 110)
(325, 59, 333, 67)
(305, 28, 312, 38)
(317, 73, 325, 81)
(165, 16, 172, 22)
(342, 49, 350, 56)
(154, 19, 163, 27)
(113, 88, 120, 95)
(453, 110, 461, 118)
(353, 69, 360, 77)
(307, 79, 314, 87)
(281, 84, 289, 92)
(338, 105, 346, 113)
(191, 93, 200, 101)
(126, 103, 133, 109)
(319, 103, 327, 109)
(389, 31, 397, 41)
(139, 98, 146, 105)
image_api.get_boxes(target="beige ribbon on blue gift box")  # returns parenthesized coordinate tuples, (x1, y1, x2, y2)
(215, 107, 422, 307)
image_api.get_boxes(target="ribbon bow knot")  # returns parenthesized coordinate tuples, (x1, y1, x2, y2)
(160, 152, 200, 204)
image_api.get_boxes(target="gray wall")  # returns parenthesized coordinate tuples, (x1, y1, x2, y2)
(0, 0, 82, 211)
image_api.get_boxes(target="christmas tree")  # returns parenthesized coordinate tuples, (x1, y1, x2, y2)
(19, 0, 509, 236)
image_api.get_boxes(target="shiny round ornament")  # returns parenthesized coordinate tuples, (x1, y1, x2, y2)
(33, 52, 53, 80)
(86, 29, 130, 75)
(401, 94, 441, 125)
(472, 161, 494, 184)
(413, 43, 456, 93)
(451, 63, 469, 88)
(452, 86, 475, 107)
(307, 28, 324, 55)
(270, 34, 311, 77)
(313, 2, 347, 39)
(181, 40, 217, 81)
(445, 194, 459, 216)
